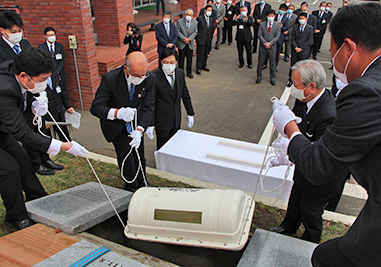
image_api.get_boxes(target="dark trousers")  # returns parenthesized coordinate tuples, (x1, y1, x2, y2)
(253, 26, 259, 53)
(112, 129, 146, 192)
(156, 125, 178, 150)
(237, 40, 252, 66)
(312, 238, 357, 267)
(0, 134, 47, 221)
(156, 0, 165, 13)
(313, 36, 323, 57)
(257, 44, 277, 81)
(178, 46, 193, 75)
(196, 43, 210, 71)
(280, 182, 338, 243)
(276, 40, 283, 66)
(222, 23, 233, 44)
(215, 27, 222, 48)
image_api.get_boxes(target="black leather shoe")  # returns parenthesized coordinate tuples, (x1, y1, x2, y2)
(5, 218, 35, 230)
(239, 63, 244, 68)
(187, 73, 194, 79)
(43, 159, 64, 170)
(252, 49, 256, 54)
(262, 65, 267, 70)
(284, 57, 289, 62)
(228, 42, 232, 45)
(202, 67, 210, 71)
(221, 41, 225, 44)
(256, 77, 261, 84)
(287, 80, 293, 87)
(269, 226, 295, 234)
(248, 64, 253, 69)
(196, 69, 201, 75)
(313, 55, 318, 60)
(271, 79, 276, 86)
(36, 165, 55, 176)
(329, 65, 333, 70)
(215, 46, 219, 50)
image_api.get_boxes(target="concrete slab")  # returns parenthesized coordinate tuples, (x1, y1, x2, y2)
(237, 229, 318, 267)
(34, 239, 149, 267)
(26, 182, 132, 235)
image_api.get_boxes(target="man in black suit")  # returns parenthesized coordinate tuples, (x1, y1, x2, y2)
(287, 12, 314, 86)
(155, 12, 178, 68)
(147, 48, 195, 149)
(38, 27, 67, 91)
(221, 0, 235, 45)
(196, 5, 215, 75)
(325, 2, 333, 23)
(233, 6, 254, 69)
(91, 52, 155, 192)
(252, 0, 272, 54)
(274, 4, 289, 65)
(272, 4, 381, 265)
(0, 11, 31, 63)
(0, 48, 88, 230)
(311, 2, 329, 59)
(235, 0, 251, 16)
(297, 2, 317, 31)
(269, 60, 347, 243)
(45, 72, 75, 142)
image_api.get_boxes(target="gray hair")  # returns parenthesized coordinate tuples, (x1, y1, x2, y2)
(185, 8, 194, 15)
(291, 60, 326, 89)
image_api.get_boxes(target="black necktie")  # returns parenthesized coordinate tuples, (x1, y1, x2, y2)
(302, 102, 308, 118)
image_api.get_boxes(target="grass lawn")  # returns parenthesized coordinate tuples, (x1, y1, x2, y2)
(0, 152, 350, 243)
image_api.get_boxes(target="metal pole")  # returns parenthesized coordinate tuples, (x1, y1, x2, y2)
(72, 49, 84, 111)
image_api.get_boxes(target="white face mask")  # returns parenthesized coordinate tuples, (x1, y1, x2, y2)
(47, 36, 56, 43)
(290, 83, 311, 100)
(285, 2, 290, 6)
(267, 16, 274, 23)
(326, 7, 331, 11)
(163, 18, 171, 24)
(216, 0, 221, 3)
(332, 41, 357, 84)
(7, 31, 23, 45)
(25, 75, 48, 94)
(128, 71, 147, 85)
(162, 63, 176, 75)
(320, 6, 326, 11)
(241, 11, 247, 17)
(185, 15, 192, 22)
(298, 19, 306, 25)
(206, 11, 212, 17)
(227, 0, 232, 5)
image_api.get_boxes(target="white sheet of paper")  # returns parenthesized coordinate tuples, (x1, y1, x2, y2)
(65, 111, 81, 129)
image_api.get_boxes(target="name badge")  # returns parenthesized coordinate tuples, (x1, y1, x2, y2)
(239, 25, 244, 30)
(56, 86, 62, 93)
(228, 11, 232, 15)
(55, 53, 63, 60)
(322, 19, 326, 24)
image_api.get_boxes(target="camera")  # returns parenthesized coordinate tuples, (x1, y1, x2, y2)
(131, 28, 137, 34)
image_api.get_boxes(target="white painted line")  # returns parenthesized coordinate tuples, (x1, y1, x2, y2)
(312, 0, 318, 5)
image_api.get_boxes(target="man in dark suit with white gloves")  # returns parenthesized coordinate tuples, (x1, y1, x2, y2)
(38, 27, 67, 91)
(272, 3, 381, 266)
(269, 60, 347, 243)
(91, 52, 155, 192)
(147, 48, 195, 149)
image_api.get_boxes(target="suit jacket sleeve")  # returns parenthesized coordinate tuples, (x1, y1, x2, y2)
(179, 70, 195, 116)
(55, 43, 65, 75)
(137, 74, 156, 129)
(258, 23, 266, 44)
(124, 35, 132, 45)
(176, 21, 186, 41)
(60, 83, 71, 109)
(306, 27, 314, 47)
(90, 75, 114, 120)
(170, 24, 178, 45)
(189, 21, 198, 41)
(288, 82, 381, 185)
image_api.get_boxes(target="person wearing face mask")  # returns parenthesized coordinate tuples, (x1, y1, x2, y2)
(283, 4, 298, 62)
(252, 0, 272, 54)
(295, 2, 317, 32)
(221, 0, 235, 45)
(256, 10, 280, 85)
(274, 4, 289, 65)
(91, 52, 155, 193)
(233, 6, 254, 69)
(149, 48, 195, 149)
(284, 0, 291, 6)
(311, 2, 329, 59)
(0, 11, 31, 64)
(287, 12, 313, 87)
(272, 4, 381, 266)
(269, 60, 348, 244)
(196, 5, 215, 75)
(235, 0, 252, 16)
(213, 0, 226, 50)
(0, 47, 89, 230)
(176, 9, 198, 79)
(325, 2, 333, 23)
(155, 12, 178, 68)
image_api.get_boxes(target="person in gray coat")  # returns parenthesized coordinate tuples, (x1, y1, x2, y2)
(283, 5, 298, 62)
(213, 0, 226, 50)
(256, 10, 281, 86)
(176, 9, 198, 79)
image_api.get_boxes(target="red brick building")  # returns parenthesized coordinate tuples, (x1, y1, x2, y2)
(1, 0, 206, 109)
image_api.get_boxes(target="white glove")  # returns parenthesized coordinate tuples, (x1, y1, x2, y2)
(187, 115, 194, 128)
(145, 126, 155, 140)
(116, 107, 135, 122)
(273, 105, 301, 135)
(129, 130, 142, 148)
(269, 152, 293, 167)
(67, 141, 89, 157)
(32, 100, 48, 116)
(272, 98, 287, 111)
(272, 136, 290, 153)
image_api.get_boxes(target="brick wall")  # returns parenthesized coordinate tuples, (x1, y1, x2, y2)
(2, 0, 100, 110)
(92, 0, 133, 47)
(181, 0, 206, 17)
